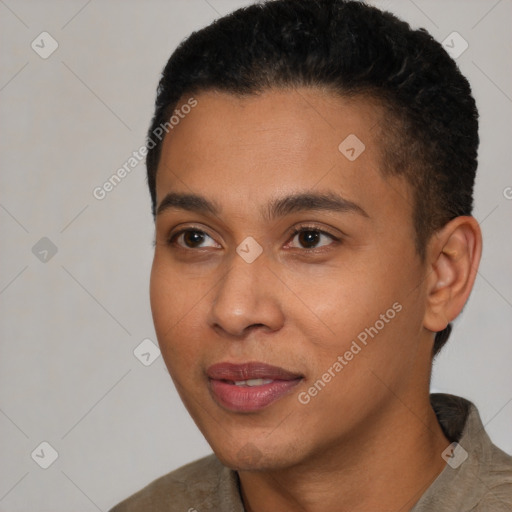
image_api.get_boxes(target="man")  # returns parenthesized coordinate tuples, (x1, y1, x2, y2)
(111, 0, 512, 510)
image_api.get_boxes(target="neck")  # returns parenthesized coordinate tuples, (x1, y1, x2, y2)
(238, 394, 450, 512)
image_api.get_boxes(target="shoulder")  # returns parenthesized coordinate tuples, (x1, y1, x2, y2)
(473, 445, 512, 511)
(473, 483, 512, 511)
(413, 394, 512, 512)
(109, 454, 238, 512)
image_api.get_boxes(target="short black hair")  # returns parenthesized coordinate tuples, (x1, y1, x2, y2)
(146, 0, 479, 357)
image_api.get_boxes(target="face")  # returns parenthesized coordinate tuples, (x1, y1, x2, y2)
(150, 88, 433, 471)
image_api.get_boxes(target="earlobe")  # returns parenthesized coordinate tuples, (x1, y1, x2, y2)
(423, 216, 482, 334)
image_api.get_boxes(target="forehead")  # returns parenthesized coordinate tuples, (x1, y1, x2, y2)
(155, 88, 412, 223)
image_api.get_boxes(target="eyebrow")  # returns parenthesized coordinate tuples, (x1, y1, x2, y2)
(264, 191, 369, 220)
(156, 192, 220, 217)
(156, 191, 368, 219)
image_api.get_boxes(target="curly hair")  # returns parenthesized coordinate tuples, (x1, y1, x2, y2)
(145, 0, 479, 357)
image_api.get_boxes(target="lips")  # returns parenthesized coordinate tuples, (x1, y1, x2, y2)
(207, 362, 303, 412)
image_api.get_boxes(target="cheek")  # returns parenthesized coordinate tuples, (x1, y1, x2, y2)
(283, 251, 424, 371)
(149, 255, 208, 367)
(279, 260, 395, 344)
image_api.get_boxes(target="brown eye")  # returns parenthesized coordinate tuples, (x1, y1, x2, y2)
(289, 228, 336, 249)
(173, 230, 219, 249)
(298, 230, 320, 248)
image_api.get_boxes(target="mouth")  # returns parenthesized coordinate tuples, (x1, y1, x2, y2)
(206, 361, 303, 412)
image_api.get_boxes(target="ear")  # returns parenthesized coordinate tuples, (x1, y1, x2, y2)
(423, 216, 482, 333)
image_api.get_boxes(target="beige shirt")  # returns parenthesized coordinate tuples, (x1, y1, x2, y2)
(110, 394, 512, 511)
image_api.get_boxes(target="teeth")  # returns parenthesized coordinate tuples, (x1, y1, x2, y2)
(234, 378, 274, 387)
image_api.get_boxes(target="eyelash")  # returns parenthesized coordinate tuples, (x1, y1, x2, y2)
(167, 224, 340, 251)
(285, 225, 339, 249)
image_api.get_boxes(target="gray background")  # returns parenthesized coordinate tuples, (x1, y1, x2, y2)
(0, 0, 510, 510)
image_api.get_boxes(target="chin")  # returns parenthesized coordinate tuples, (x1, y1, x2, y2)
(211, 436, 305, 472)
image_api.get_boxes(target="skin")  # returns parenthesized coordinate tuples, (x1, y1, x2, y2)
(150, 87, 482, 512)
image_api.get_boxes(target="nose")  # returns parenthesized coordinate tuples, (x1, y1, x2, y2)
(207, 251, 285, 338)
